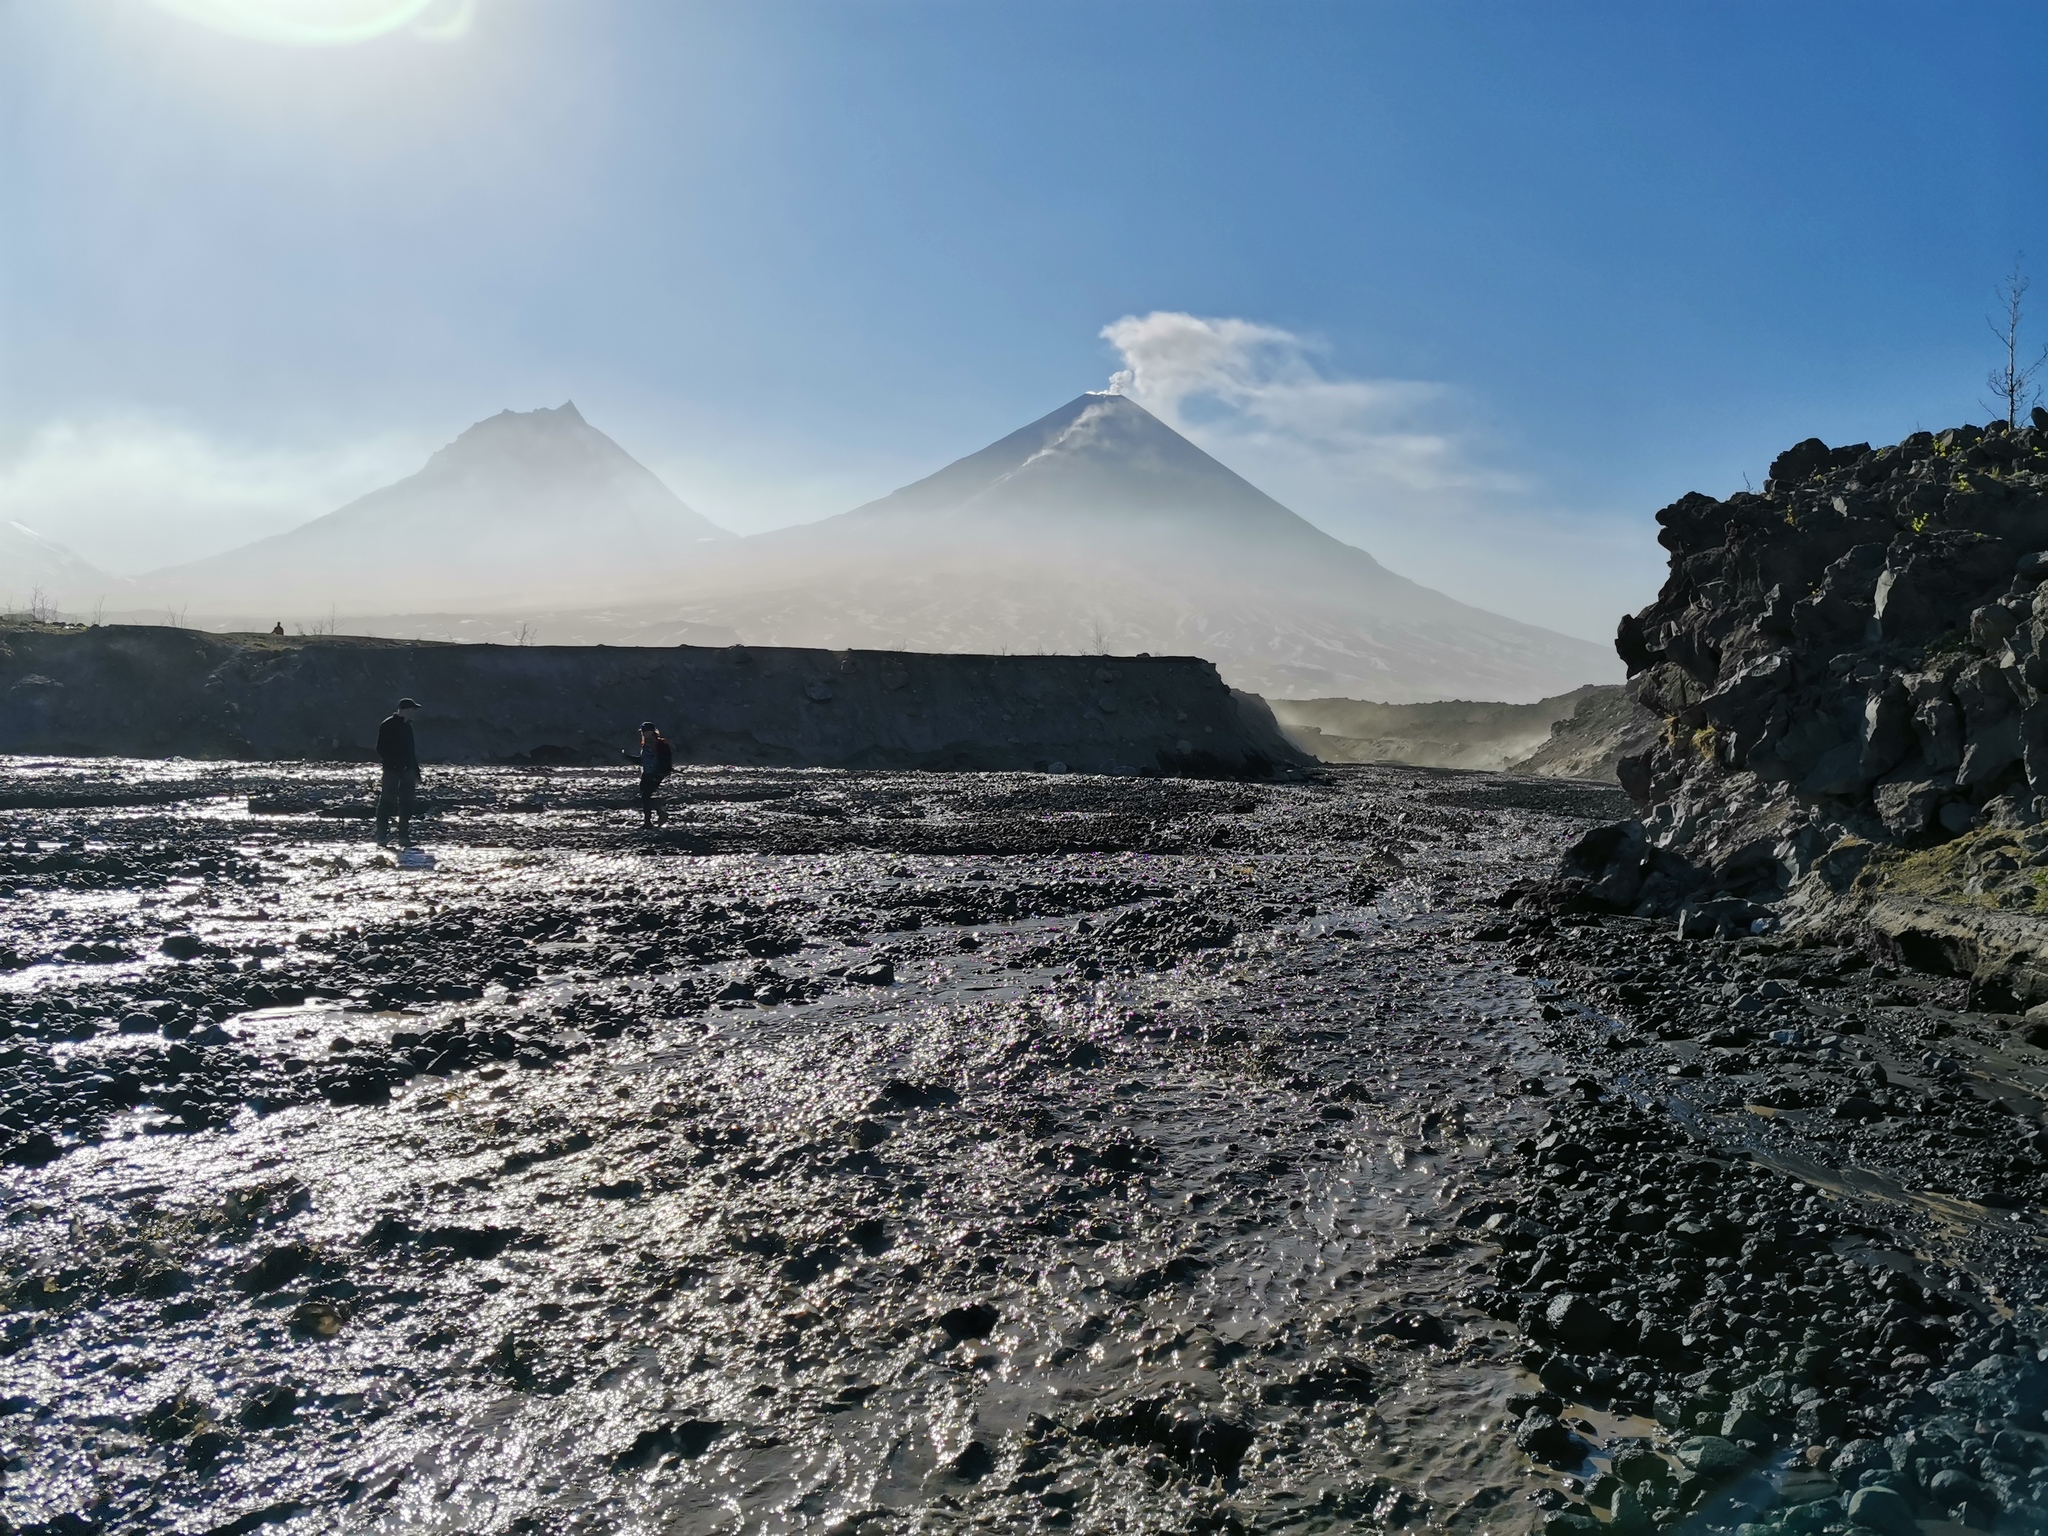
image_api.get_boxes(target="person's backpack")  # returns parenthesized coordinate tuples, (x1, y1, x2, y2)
(654, 734, 674, 776)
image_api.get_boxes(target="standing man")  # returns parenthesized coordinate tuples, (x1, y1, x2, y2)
(375, 697, 421, 847)
(622, 721, 672, 827)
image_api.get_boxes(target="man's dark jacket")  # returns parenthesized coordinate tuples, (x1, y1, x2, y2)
(376, 714, 418, 775)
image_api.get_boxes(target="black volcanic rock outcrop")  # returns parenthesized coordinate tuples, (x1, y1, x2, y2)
(1558, 416, 2048, 989)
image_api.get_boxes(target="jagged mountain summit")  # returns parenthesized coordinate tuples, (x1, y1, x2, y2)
(614, 392, 1618, 702)
(842, 390, 1319, 542)
(144, 403, 727, 612)
(0, 521, 123, 612)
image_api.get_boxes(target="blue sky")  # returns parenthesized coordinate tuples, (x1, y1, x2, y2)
(6, 1, 2048, 640)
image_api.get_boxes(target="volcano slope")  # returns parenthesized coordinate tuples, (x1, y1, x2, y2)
(485, 393, 1618, 705)
(3, 761, 2047, 1535)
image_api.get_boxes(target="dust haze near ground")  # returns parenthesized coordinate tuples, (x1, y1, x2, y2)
(1269, 688, 1663, 783)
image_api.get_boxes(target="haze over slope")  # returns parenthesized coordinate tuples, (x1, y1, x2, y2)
(1, 521, 122, 611)
(622, 393, 1618, 701)
(134, 394, 1616, 702)
(145, 403, 727, 612)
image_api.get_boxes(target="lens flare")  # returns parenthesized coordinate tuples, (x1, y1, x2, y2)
(147, 0, 472, 46)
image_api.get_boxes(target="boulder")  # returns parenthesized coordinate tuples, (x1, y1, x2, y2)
(1515, 1410, 1585, 1467)
(1702, 654, 1794, 737)
(1676, 1435, 1747, 1480)
(1972, 602, 2020, 650)
(1878, 536, 2019, 645)
(1780, 1497, 1842, 1534)
(1931, 1350, 2048, 1419)
(1720, 1402, 1773, 1442)
(1859, 681, 1918, 780)
(1768, 438, 1835, 489)
(1561, 821, 1647, 909)
(1828, 1437, 1889, 1482)
(1807, 836, 1875, 892)
(1905, 670, 1965, 770)
(1608, 1482, 1650, 1534)
(1802, 742, 1869, 797)
(1872, 776, 1950, 840)
(1676, 896, 1773, 939)
(1544, 1292, 1615, 1350)
(1844, 1484, 1914, 1535)
(2009, 620, 2048, 692)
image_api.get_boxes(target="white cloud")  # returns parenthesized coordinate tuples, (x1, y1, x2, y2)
(1101, 310, 1523, 497)
(1099, 311, 1653, 641)
(0, 417, 430, 575)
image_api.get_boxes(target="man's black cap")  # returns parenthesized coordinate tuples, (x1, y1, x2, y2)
(639, 720, 657, 731)
(397, 698, 420, 710)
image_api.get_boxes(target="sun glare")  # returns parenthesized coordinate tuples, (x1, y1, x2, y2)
(147, 0, 473, 46)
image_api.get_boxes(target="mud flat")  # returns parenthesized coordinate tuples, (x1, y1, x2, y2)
(0, 622, 1302, 777)
(3, 761, 2047, 1534)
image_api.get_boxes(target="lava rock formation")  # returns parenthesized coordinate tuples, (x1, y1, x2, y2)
(1559, 415, 2048, 992)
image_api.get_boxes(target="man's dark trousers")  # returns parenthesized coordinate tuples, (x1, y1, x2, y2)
(374, 708, 419, 845)
(376, 770, 416, 846)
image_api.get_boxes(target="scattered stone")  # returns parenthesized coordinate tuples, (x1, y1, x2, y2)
(613, 1419, 725, 1469)
(1675, 1435, 1746, 1481)
(1543, 1293, 1613, 1351)
(1844, 1483, 1914, 1535)
(1516, 1411, 1586, 1467)
(935, 1302, 999, 1343)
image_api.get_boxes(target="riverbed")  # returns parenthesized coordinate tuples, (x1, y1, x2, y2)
(3, 761, 2043, 1534)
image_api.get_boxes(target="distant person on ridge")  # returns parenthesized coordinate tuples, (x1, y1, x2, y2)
(375, 698, 421, 847)
(623, 721, 672, 828)
(270, 622, 284, 635)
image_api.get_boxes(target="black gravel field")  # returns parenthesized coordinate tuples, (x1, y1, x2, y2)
(2, 759, 2045, 1536)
